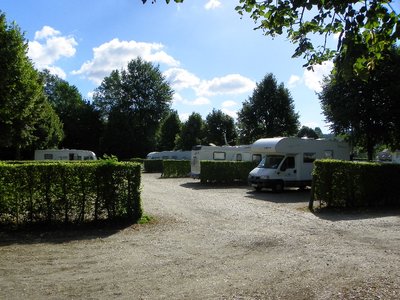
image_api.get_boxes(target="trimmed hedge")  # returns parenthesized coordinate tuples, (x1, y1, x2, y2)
(162, 160, 190, 178)
(0, 160, 142, 227)
(143, 159, 163, 173)
(200, 161, 258, 184)
(311, 159, 400, 208)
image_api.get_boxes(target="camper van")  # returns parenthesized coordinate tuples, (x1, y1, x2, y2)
(34, 149, 97, 161)
(248, 137, 350, 192)
(146, 150, 191, 160)
(191, 145, 262, 178)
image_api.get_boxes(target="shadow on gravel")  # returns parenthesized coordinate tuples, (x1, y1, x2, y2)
(311, 206, 400, 221)
(0, 220, 137, 246)
(245, 188, 311, 204)
(180, 181, 249, 190)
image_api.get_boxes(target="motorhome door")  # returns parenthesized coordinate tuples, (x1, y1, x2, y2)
(278, 156, 297, 182)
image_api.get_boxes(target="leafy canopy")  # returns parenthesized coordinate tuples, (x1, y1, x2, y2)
(238, 0, 399, 78)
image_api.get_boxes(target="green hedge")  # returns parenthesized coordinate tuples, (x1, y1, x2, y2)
(200, 161, 258, 184)
(0, 160, 142, 227)
(311, 160, 400, 208)
(162, 160, 190, 178)
(143, 159, 163, 173)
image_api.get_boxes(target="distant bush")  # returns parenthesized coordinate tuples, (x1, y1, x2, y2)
(200, 161, 258, 184)
(162, 160, 190, 178)
(0, 160, 142, 227)
(311, 160, 400, 208)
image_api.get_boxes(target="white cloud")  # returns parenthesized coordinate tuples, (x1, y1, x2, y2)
(205, 0, 221, 10)
(72, 38, 180, 85)
(287, 75, 301, 88)
(196, 74, 256, 97)
(164, 68, 200, 90)
(172, 92, 210, 107)
(303, 61, 333, 93)
(34, 26, 60, 40)
(221, 108, 237, 119)
(222, 100, 237, 108)
(28, 26, 77, 78)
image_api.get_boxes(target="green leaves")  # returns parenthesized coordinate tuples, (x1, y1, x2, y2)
(236, 0, 400, 79)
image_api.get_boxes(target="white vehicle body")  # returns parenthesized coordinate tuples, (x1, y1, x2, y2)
(34, 149, 97, 161)
(248, 137, 350, 191)
(376, 149, 400, 164)
(191, 145, 262, 178)
(146, 150, 191, 160)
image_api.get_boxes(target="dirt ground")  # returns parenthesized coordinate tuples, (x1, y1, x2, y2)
(0, 173, 399, 299)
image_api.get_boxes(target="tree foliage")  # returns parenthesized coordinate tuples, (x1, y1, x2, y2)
(0, 13, 63, 159)
(93, 57, 173, 159)
(40, 70, 103, 154)
(157, 110, 182, 151)
(236, 0, 399, 79)
(175, 112, 205, 150)
(204, 109, 237, 146)
(319, 46, 400, 160)
(237, 73, 300, 144)
(297, 126, 319, 139)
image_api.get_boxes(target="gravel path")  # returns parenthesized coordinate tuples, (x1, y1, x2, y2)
(0, 173, 399, 299)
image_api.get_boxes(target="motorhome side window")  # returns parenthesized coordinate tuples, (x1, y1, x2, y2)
(44, 154, 53, 160)
(236, 154, 242, 161)
(213, 152, 226, 160)
(281, 157, 295, 170)
(252, 154, 262, 162)
(303, 152, 316, 163)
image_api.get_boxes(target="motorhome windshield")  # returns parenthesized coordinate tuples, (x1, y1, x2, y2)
(257, 155, 285, 169)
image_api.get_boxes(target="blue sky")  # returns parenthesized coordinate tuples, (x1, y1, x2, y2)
(2, 0, 336, 132)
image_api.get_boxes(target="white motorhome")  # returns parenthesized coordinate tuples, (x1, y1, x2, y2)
(191, 145, 262, 178)
(34, 149, 97, 161)
(248, 137, 350, 192)
(146, 150, 191, 160)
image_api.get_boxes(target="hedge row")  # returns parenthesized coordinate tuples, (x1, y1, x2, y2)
(0, 160, 142, 227)
(143, 159, 163, 173)
(162, 160, 190, 178)
(200, 161, 258, 184)
(311, 160, 400, 208)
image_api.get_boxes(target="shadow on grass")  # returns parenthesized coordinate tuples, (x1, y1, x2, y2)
(0, 218, 143, 246)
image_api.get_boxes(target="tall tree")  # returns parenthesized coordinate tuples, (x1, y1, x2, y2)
(319, 46, 400, 160)
(40, 70, 103, 154)
(204, 109, 237, 146)
(175, 112, 205, 151)
(0, 13, 63, 159)
(237, 73, 300, 144)
(93, 57, 173, 159)
(157, 110, 182, 151)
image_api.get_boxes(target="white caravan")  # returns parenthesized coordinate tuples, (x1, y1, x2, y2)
(191, 145, 262, 178)
(146, 150, 191, 160)
(248, 137, 350, 191)
(34, 149, 97, 161)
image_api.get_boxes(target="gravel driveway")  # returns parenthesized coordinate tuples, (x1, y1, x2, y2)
(0, 173, 399, 299)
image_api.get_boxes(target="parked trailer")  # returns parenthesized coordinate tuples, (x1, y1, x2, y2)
(191, 145, 262, 178)
(34, 149, 97, 161)
(146, 150, 191, 160)
(248, 137, 350, 192)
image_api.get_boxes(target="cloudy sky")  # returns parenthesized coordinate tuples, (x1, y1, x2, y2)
(2, 0, 335, 131)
